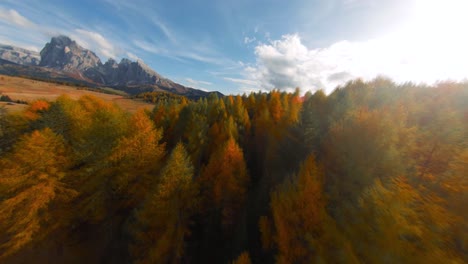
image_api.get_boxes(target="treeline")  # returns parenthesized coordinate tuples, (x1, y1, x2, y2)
(0, 78, 466, 263)
(133, 91, 188, 104)
(0, 94, 27, 104)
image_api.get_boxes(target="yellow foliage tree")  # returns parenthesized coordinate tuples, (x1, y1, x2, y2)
(269, 156, 325, 263)
(109, 109, 165, 206)
(262, 155, 358, 264)
(346, 176, 463, 263)
(131, 142, 198, 264)
(269, 90, 283, 123)
(200, 137, 249, 230)
(0, 128, 77, 259)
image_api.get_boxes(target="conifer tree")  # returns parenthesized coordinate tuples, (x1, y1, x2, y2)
(131, 143, 198, 264)
(109, 109, 165, 206)
(0, 128, 77, 259)
(200, 137, 249, 232)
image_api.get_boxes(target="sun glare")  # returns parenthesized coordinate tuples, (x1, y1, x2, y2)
(386, 0, 468, 83)
(340, 0, 468, 87)
(414, 0, 468, 41)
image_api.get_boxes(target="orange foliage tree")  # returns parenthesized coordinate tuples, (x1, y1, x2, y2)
(131, 143, 198, 264)
(108, 109, 165, 207)
(200, 137, 249, 230)
(0, 128, 77, 259)
(266, 156, 325, 263)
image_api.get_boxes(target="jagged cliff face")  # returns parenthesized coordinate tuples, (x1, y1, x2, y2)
(38, 36, 175, 87)
(0, 44, 40, 66)
(39, 36, 101, 72)
(100, 58, 162, 86)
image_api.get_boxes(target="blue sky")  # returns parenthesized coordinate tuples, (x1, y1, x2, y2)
(1, 0, 467, 94)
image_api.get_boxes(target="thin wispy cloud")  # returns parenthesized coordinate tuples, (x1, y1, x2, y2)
(223, 77, 257, 86)
(134, 38, 231, 66)
(133, 40, 166, 55)
(103, 0, 230, 66)
(150, 17, 177, 44)
(178, 51, 228, 65)
(0, 8, 35, 28)
(182, 78, 213, 91)
(71, 29, 118, 60)
(186, 78, 212, 86)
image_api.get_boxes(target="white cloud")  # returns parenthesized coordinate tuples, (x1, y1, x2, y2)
(242, 32, 468, 93)
(244, 36, 256, 44)
(0, 8, 35, 28)
(71, 29, 118, 60)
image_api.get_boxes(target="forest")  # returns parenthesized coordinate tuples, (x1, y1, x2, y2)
(0, 78, 466, 263)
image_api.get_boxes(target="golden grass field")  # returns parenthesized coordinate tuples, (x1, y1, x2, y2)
(0, 75, 154, 113)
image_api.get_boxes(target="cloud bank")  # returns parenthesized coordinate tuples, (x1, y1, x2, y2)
(238, 33, 468, 93)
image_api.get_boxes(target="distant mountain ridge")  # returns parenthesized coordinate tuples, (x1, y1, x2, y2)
(0, 36, 222, 99)
(0, 44, 40, 66)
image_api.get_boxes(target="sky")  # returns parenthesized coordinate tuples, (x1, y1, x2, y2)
(0, 0, 467, 95)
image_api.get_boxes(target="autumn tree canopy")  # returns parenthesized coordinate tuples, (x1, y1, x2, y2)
(0, 78, 466, 263)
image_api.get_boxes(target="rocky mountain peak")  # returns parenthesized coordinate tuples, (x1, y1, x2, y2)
(39, 35, 102, 71)
(119, 58, 132, 65)
(105, 58, 117, 64)
(50, 35, 74, 47)
(37, 36, 170, 86)
(104, 58, 118, 69)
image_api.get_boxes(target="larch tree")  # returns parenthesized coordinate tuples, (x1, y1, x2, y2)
(322, 108, 407, 207)
(347, 176, 462, 263)
(301, 89, 329, 152)
(262, 155, 358, 264)
(0, 128, 77, 259)
(131, 142, 198, 264)
(267, 156, 325, 263)
(200, 137, 249, 230)
(108, 109, 166, 207)
(183, 105, 209, 170)
(268, 90, 284, 123)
